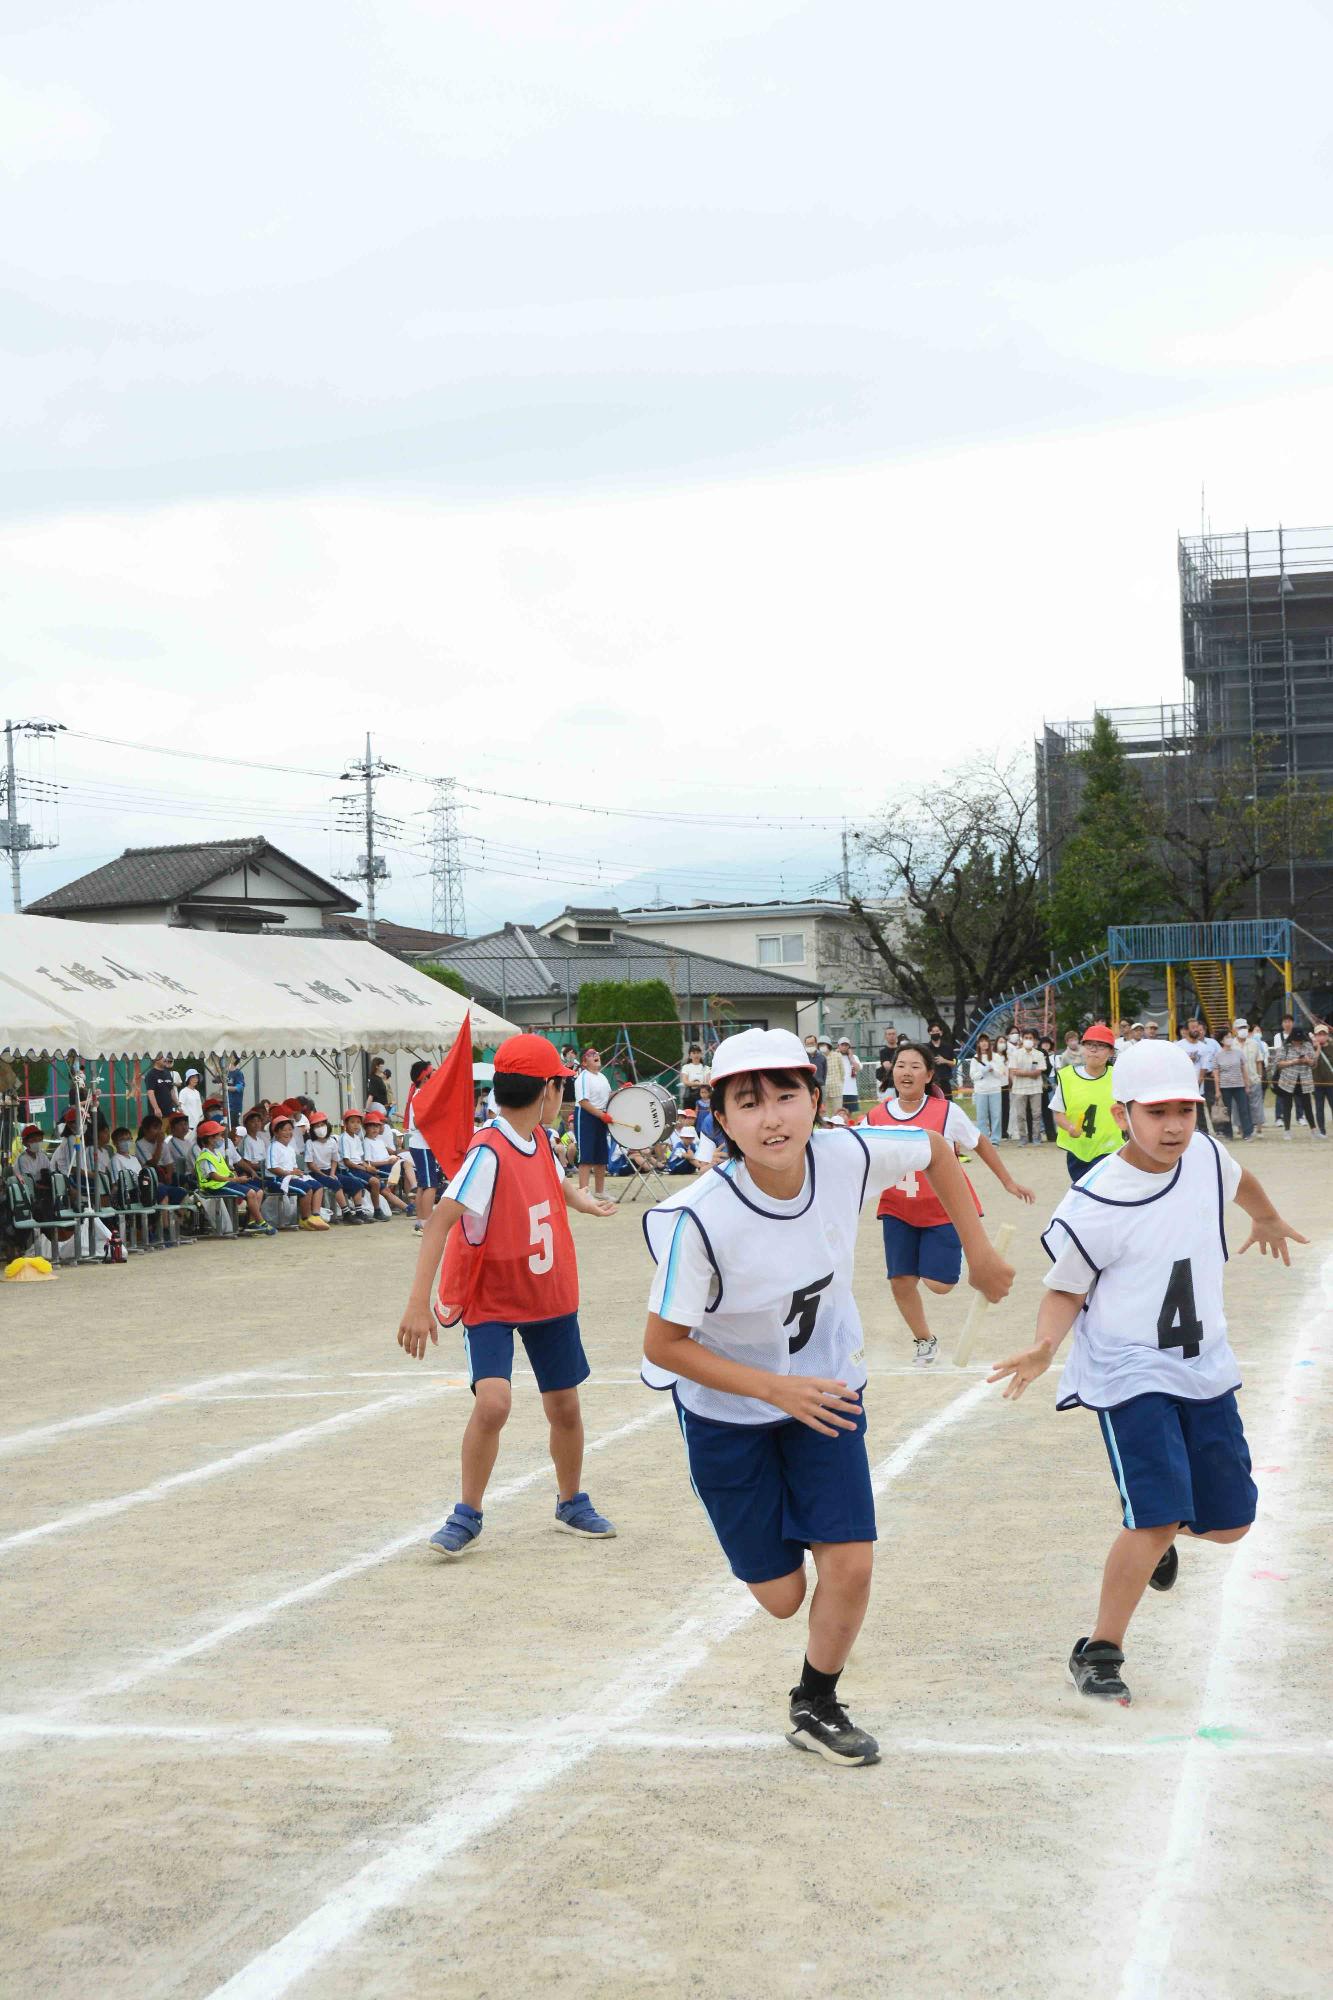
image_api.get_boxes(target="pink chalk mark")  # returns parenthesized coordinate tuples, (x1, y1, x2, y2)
(1251, 1569, 1289, 1582)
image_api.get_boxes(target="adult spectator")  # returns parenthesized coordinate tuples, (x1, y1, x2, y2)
(225, 1059, 246, 1133)
(925, 1020, 955, 1098)
(679, 1043, 711, 1109)
(802, 1034, 828, 1087)
(1235, 1018, 1267, 1134)
(1274, 1026, 1319, 1137)
(1007, 1030, 1046, 1144)
(1054, 1029, 1080, 1071)
(574, 1047, 614, 1196)
(1212, 1030, 1252, 1140)
(820, 1036, 845, 1107)
(1179, 1018, 1219, 1132)
(836, 1036, 861, 1113)
(143, 1054, 179, 1122)
(1143, 1019, 1161, 1039)
(1313, 1026, 1333, 1136)
(178, 1068, 204, 1133)
(366, 1058, 392, 1113)
(967, 1033, 1005, 1144)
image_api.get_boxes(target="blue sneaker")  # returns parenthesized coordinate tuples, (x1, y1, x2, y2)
(428, 1503, 483, 1559)
(554, 1492, 616, 1539)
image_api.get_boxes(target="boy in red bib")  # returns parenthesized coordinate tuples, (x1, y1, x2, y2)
(396, 1034, 619, 1557)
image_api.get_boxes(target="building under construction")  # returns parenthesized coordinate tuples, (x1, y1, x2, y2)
(1037, 525, 1333, 927)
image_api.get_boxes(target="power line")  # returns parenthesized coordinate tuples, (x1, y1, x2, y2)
(454, 779, 854, 831)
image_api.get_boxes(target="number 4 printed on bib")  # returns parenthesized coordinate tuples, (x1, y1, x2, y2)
(528, 1200, 554, 1275)
(1156, 1258, 1203, 1360)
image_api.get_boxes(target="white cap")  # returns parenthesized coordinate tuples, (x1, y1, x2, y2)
(709, 1028, 814, 1084)
(1233, 1018, 1249, 1030)
(1110, 1042, 1203, 1105)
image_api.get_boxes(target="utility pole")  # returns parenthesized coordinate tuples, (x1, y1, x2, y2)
(336, 733, 401, 943)
(2, 719, 63, 912)
(839, 822, 850, 900)
(429, 776, 467, 935)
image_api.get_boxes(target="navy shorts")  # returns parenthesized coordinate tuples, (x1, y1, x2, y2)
(674, 1393, 876, 1584)
(463, 1312, 590, 1395)
(575, 1108, 609, 1166)
(1097, 1390, 1257, 1534)
(408, 1144, 443, 1190)
(881, 1214, 963, 1285)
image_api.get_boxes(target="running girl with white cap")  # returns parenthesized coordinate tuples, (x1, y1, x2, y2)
(640, 1027, 1014, 1767)
(990, 1038, 1307, 1706)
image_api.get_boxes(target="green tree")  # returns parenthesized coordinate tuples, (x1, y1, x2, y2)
(418, 962, 468, 995)
(848, 760, 1051, 1040)
(1047, 713, 1165, 959)
(1151, 738, 1333, 923)
(577, 977, 680, 1077)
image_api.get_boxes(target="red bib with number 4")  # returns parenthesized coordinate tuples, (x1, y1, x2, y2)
(868, 1095, 981, 1228)
(435, 1127, 579, 1328)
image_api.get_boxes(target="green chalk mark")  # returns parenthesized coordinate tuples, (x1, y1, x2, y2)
(1196, 1724, 1246, 1744)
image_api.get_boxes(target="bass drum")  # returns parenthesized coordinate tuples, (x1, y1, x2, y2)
(605, 1081, 677, 1151)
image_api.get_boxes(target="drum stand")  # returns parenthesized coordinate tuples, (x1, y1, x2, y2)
(610, 1154, 671, 1205)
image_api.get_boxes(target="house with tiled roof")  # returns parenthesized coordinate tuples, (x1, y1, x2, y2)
(24, 839, 357, 934)
(440, 915, 824, 1038)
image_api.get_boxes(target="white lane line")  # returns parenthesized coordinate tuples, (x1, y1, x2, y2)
(205, 1378, 990, 2000)
(0, 1388, 454, 1561)
(34, 1405, 672, 1719)
(0, 1719, 390, 1747)
(1115, 1278, 1321, 2000)
(443, 1726, 1333, 1758)
(0, 1369, 297, 1459)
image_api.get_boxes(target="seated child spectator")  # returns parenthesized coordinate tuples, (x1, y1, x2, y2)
(14, 1125, 47, 1182)
(363, 1108, 410, 1217)
(265, 1112, 328, 1230)
(337, 1108, 381, 1220)
(304, 1111, 362, 1223)
(194, 1118, 275, 1235)
(137, 1114, 187, 1207)
(666, 1109, 699, 1174)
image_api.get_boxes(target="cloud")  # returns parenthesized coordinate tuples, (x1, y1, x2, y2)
(0, 74, 106, 176)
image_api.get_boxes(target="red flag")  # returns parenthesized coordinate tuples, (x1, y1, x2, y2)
(410, 1012, 475, 1179)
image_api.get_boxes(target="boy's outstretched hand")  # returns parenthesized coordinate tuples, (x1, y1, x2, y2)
(1237, 1213, 1310, 1264)
(987, 1343, 1052, 1400)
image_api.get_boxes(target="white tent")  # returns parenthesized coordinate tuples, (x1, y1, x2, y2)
(0, 915, 516, 1060)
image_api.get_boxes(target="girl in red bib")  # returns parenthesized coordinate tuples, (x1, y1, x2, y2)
(396, 1034, 619, 1558)
(870, 1043, 1033, 1365)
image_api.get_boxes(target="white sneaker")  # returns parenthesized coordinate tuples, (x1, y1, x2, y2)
(913, 1336, 940, 1367)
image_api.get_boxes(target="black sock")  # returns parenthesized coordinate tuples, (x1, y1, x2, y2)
(798, 1657, 841, 1701)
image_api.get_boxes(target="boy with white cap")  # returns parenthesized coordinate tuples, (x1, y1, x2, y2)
(990, 1039, 1307, 1705)
(641, 1027, 1013, 1766)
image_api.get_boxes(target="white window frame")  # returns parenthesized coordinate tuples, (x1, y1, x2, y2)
(757, 932, 805, 966)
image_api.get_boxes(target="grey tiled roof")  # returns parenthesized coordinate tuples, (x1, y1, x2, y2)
(25, 839, 354, 915)
(442, 924, 822, 1003)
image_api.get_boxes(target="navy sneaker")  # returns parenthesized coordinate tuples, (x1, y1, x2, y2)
(554, 1492, 616, 1538)
(787, 1686, 880, 1767)
(429, 1503, 483, 1559)
(1068, 1637, 1131, 1704)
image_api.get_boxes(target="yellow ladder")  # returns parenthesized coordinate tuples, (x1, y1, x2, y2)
(1186, 961, 1233, 1037)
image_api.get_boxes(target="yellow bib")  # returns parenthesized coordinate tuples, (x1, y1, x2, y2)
(1055, 1065, 1123, 1162)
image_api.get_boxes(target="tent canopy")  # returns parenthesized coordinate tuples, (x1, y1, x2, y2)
(0, 915, 517, 1060)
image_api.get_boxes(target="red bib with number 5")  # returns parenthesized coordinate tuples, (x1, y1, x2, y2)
(868, 1095, 981, 1228)
(435, 1127, 579, 1328)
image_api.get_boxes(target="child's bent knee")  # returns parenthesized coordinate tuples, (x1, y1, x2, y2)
(749, 1570, 806, 1619)
(922, 1278, 955, 1296)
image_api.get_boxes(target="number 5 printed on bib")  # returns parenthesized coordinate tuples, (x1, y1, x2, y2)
(784, 1273, 834, 1354)
(528, 1199, 554, 1274)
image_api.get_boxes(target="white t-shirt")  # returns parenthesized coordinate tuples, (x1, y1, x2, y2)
(679, 1062, 711, 1090)
(838, 1051, 860, 1093)
(14, 1147, 46, 1182)
(178, 1086, 204, 1132)
(574, 1068, 612, 1114)
(881, 1093, 980, 1150)
(363, 1133, 395, 1167)
(266, 1139, 302, 1188)
(1181, 1036, 1220, 1076)
(442, 1117, 545, 1246)
(306, 1134, 342, 1174)
(969, 1054, 1006, 1093)
(1008, 1046, 1047, 1092)
(242, 1131, 269, 1167)
(338, 1129, 367, 1166)
(644, 1123, 932, 1425)
(1041, 1134, 1243, 1411)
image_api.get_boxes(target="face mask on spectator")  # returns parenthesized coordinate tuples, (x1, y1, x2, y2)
(1022, 1036, 1035, 1049)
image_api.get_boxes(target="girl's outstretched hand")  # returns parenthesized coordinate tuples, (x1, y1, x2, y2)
(987, 1343, 1052, 1401)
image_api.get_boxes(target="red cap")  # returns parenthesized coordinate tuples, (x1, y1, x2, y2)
(242, 1106, 265, 1124)
(21, 1125, 42, 1142)
(363, 1108, 386, 1125)
(307, 1110, 327, 1124)
(196, 1119, 225, 1139)
(494, 1033, 573, 1079)
(1081, 1023, 1117, 1047)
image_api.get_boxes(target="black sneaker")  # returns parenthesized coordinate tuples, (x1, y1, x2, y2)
(787, 1686, 880, 1766)
(1067, 1638, 1131, 1704)
(1149, 1543, 1179, 1592)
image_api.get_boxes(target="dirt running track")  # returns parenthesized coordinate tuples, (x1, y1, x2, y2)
(2, 1135, 1330, 2000)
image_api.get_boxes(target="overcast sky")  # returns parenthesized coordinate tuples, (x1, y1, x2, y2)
(5, 0, 1333, 934)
